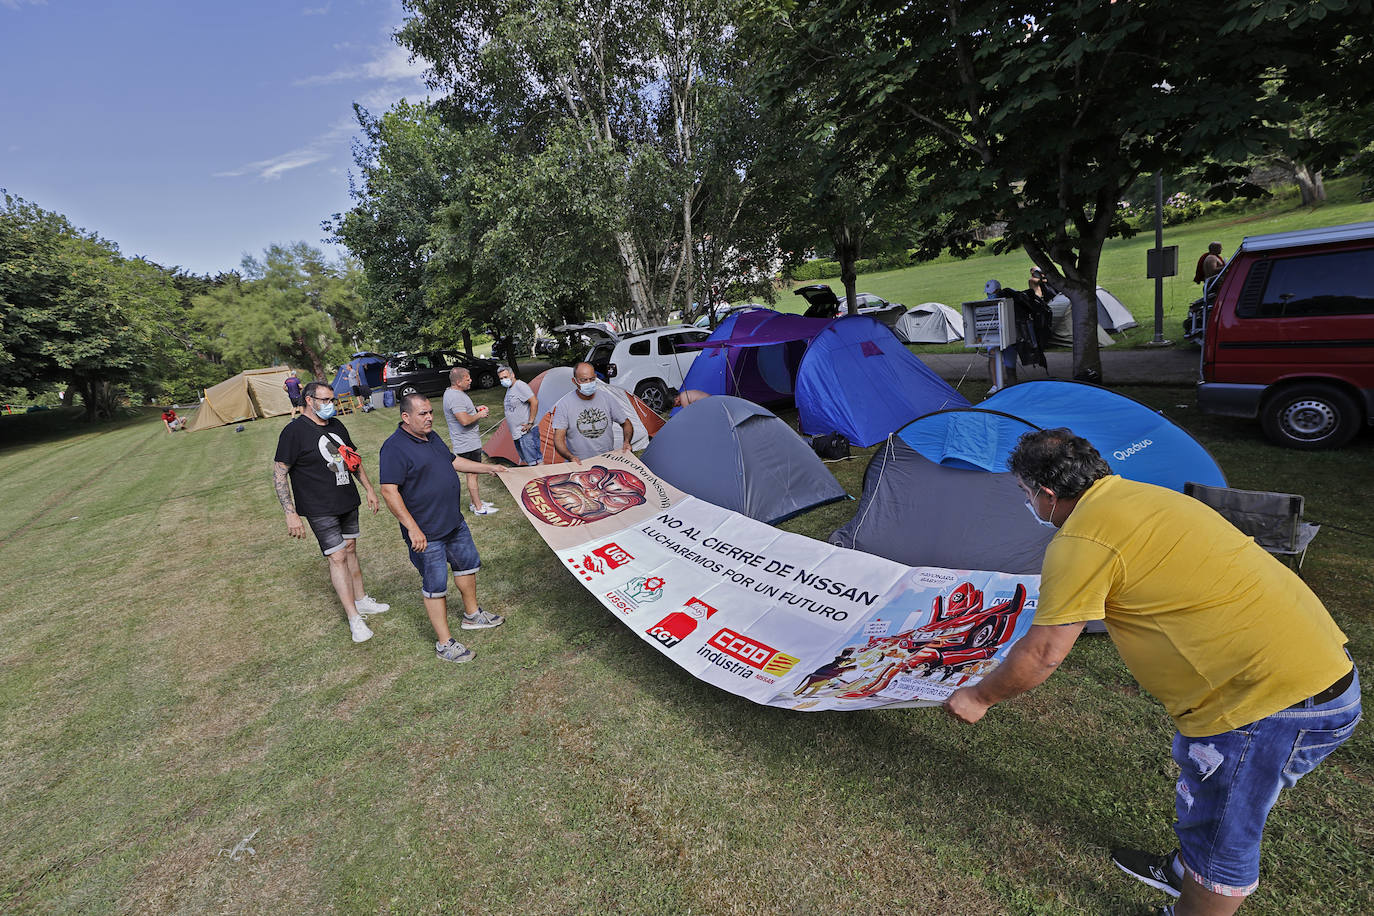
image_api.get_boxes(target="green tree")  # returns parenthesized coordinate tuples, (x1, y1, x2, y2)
(750, 0, 1372, 380)
(192, 243, 358, 381)
(0, 194, 189, 419)
(398, 0, 772, 326)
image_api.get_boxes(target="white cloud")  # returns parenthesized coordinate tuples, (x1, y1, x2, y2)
(214, 118, 356, 181)
(1, 0, 48, 9)
(296, 42, 428, 87)
(302, 4, 330, 14)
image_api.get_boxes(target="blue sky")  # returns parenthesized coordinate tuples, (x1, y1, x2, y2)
(0, 0, 431, 276)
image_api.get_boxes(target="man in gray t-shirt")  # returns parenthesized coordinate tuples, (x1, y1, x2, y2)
(551, 362, 634, 462)
(442, 367, 497, 515)
(499, 366, 542, 465)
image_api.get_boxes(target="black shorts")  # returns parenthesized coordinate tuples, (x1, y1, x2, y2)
(457, 448, 483, 465)
(305, 508, 360, 557)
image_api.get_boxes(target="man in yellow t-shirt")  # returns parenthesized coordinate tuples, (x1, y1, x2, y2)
(944, 428, 1359, 916)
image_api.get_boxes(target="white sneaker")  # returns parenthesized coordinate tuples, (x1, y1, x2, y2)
(470, 504, 499, 515)
(349, 616, 374, 643)
(355, 595, 389, 615)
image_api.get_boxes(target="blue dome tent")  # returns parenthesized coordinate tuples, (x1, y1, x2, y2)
(678, 312, 968, 447)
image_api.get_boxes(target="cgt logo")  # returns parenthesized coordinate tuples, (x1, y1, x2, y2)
(646, 597, 719, 648)
(707, 628, 799, 676)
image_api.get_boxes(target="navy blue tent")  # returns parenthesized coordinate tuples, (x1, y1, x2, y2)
(331, 353, 386, 397)
(679, 312, 968, 447)
(642, 396, 847, 524)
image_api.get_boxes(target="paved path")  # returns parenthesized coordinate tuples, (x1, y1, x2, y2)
(918, 346, 1199, 387)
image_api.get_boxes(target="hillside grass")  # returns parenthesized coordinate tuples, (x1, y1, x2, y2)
(1, 380, 1370, 915)
(765, 176, 1374, 349)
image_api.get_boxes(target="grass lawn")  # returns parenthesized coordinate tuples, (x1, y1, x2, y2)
(1, 375, 1370, 914)
(761, 176, 1374, 352)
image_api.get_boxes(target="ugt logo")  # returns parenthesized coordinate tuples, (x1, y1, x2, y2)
(569, 542, 635, 581)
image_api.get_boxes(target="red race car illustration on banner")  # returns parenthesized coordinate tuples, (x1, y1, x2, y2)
(793, 581, 1029, 701)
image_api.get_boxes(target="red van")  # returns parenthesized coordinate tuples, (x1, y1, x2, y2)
(1197, 221, 1374, 449)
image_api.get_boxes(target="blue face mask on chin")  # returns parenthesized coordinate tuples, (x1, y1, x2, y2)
(315, 401, 336, 420)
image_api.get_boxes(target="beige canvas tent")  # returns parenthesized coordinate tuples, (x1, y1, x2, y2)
(189, 367, 295, 432)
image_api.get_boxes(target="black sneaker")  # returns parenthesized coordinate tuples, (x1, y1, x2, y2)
(1111, 848, 1183, 898)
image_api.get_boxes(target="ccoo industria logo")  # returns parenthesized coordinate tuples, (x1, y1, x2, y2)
(706, 628, 799, 676)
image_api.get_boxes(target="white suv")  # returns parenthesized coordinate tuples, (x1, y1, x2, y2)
(585, 325, 711, 411)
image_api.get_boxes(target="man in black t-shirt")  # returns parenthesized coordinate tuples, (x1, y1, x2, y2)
(273, 381, 390, 643)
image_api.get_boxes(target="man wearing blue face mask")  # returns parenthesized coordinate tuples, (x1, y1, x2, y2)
(550, 362, 635, 464)
(273, 380, 388, 644)
(944, 427, 1358, 916)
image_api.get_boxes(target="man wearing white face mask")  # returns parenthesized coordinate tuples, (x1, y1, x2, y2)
(273, 380, 389, 644)
(550, 362, 634, 463)
(944, 427, 1357, 916)
(498, 365, 541, 465)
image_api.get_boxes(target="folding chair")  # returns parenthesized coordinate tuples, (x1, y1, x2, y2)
(1184, 482, 1321, 571)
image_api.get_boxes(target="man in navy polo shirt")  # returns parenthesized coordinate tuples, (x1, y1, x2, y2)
(379, 392, 508, 664)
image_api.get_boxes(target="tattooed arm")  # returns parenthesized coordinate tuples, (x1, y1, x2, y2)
(274, 461, 305, 539)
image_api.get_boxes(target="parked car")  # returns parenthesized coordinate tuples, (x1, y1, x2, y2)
(1197, 220, 1374, 449)
(491, 335, 560, 361)
(792, 285, 906, 327)
(382, 350, 503, 398)
(584, 325, 711, 411)
(692, 303, 769, 327)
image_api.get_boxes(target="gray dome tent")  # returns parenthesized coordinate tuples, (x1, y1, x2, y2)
(641, 396, 847, 524)
(895, 302, 965, 344)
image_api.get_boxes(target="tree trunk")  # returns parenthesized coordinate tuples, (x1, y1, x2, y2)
(830, 222, 864, 316)
(614, 231, 655, 327)
(461, 330, 473, 356)
(1294, 163, 1326, 206)
(1063, 281, 1103, 383)
(74, 376, 121, 421)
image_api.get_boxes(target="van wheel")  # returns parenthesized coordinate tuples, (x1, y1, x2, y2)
(474, 370, 498, 390)
(635, 380, 670, 412)
(1260, 384, 1362, 450)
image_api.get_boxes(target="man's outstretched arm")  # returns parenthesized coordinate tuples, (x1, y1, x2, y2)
(944, 621, 1085, 724)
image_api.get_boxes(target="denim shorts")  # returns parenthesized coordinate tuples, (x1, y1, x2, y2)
(1172, 662, 1362, 896)
(515, 427, 543, 466)
(406, 521, 481, 598)
(305, 508, 360, 557)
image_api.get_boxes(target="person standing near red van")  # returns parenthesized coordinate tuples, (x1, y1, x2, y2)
(1193, 242, 1226, 284)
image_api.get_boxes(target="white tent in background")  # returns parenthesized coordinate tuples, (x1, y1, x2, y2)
(1096, 286, 1139, 332)
(895, 302, 965, 344)
(1047, 295, 1115, 348)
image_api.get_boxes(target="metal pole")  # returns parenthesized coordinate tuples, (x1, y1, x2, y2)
(1153, 172, 1166, 344)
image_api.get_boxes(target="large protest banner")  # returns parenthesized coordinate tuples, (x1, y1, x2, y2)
(500, 452, 1040, 711)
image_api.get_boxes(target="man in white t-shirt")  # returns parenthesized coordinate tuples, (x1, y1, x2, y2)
(551, 362, 634, 463)
(442, 367, 497, 516)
